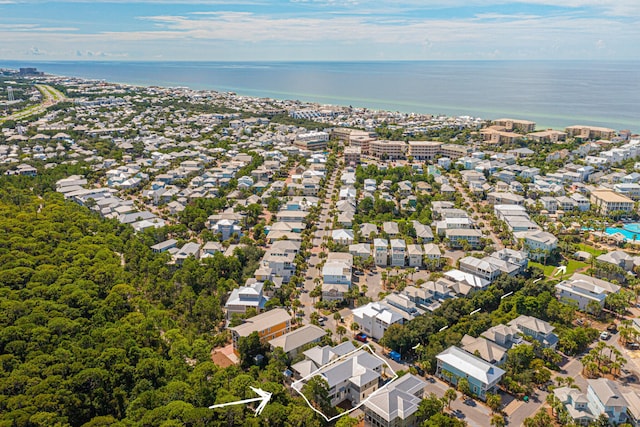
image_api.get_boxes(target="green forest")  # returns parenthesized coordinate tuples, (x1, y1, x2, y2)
(0, 171, 331, 427)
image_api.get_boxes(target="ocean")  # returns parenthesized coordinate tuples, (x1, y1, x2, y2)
(1, 60, 638, 131)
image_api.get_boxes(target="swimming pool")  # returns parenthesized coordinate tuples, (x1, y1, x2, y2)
(605, 223, 640, 241)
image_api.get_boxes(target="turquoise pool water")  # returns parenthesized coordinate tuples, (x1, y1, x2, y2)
(605, 223, 640, 240)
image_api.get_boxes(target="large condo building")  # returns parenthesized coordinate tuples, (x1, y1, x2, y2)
(527, 129, 567, 143)
(590, 189, 635, 215)
(440, 144, 473, 159)
(565, 125, 616, 140)
(349, 130, 376, 154)
(493, 118, 536, 133)
(370, 140, 407, 160)
(294, 131, 330, 151)
(407, 141, 442, 160)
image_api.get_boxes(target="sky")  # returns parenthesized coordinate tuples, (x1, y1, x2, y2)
(0, 0, 639, 61)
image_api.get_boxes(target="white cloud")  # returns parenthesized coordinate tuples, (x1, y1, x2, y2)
(0, 3, 637, 60)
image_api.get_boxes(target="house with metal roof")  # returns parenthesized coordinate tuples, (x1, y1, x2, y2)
(225, 282, 269, 319)
(268, 324, 326, 358)
(363, 374, 426, 427)
(352, 302, 404, 340)
(435, 346, 505, 401)
(507, 315, 558, 349)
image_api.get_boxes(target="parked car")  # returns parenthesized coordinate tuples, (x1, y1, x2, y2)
(355, 332, 368, 343)
(600, 331, 611, 340)
(607, 323, 618, 333)
(628, 343, 640, 350)
(388, 351, 402, 362)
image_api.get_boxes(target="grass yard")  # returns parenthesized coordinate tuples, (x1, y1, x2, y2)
(528, 259, 589, 280)
(576, 243, 606, 257)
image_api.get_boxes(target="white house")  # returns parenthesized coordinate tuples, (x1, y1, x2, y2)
(352, 302, 404, 340)
(322, 253, 353, 301)
(374, 238, 389, 266)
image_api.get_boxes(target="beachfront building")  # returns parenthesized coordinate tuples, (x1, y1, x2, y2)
(435, 346, 505, 401)
(590, 189, 635, 215)
(527, 129, 567, 143)
(566, 125, 616, 140)
(493, 118, 536, 133)
(229, 308, 292, 354)
(440, 144, 473, 159)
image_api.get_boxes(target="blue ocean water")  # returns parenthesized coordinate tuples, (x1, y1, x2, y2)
(1, 60, 638, 131)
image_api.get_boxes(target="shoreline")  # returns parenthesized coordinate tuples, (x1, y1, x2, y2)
(2, 60, 638, 132)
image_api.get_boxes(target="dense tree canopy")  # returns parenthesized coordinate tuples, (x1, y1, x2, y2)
(0, 173, 322, 427)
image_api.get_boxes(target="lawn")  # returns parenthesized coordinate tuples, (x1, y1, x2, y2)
(528, 259, 589, 279)
(528, 261, 555, 277)
(576, 243, 606, 257)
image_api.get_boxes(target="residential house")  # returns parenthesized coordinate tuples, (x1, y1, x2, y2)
(514, 230, 558, 260)
(390, 239, 407, 267)
(587, 378, 629, 425)
(262, 251, 296, 283)
(374, 239, 389, 266)
(596, 250, 636, 271)
(297, 349, 384, 407)
(173, 242, 201, 264)
(211, 219, 243, 241)
(292, 341, 357, 379)
(349, 243, 372, 260)
(383, 222, 400, 237)
(556, 273, 621, 310)
(553, 387, 596, 426)
(412, 221, 434, 243)
(481, 324, 522, 349)
(229, 308, 292, 354)
(445, 229, 483, 249)
(332, 229, 355, 245)
(268, 325, 326, 359)
(435, 346, 505, 400)
(460, 335, 508, 366)
(423, 243, 442, 261)
(407, 244, 424, 267)
(352, 302, 404, 340)
(322, 253, 353, 301)
(458, 256, 502, 282)
(151, 239, 177, 253)
(360, 223, 378, 241)
(225, 282, 269, 319)
(507, 315, 558, 349)
(363, 374, 427, 427)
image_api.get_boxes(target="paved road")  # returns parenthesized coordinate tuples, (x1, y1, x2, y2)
(1, 84, 67, 123)
(451, 176, 504, 250)
(299, 163, 342, 330)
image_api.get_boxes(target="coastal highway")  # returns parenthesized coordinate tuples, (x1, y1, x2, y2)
(0, 84, 67, 123)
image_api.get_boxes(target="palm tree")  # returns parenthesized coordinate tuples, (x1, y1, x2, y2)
(490, 414, 506, 427)
(444, 388, 457, 409)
